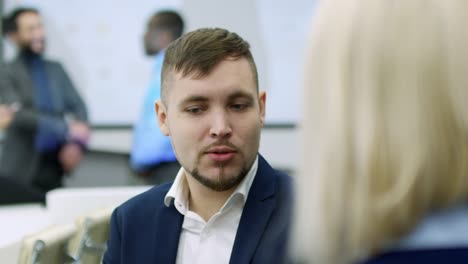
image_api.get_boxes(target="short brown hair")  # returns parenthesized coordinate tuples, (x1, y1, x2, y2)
(161, 27, 258, 103)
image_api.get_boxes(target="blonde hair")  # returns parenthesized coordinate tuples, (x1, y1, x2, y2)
(297, 0, 468, 263)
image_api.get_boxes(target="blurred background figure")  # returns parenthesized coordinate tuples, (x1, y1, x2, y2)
(0, 66, 15, 131)
(0, 7, 90, 192)
(0, 66, 46, 204)
(297, 0, 468, 263)
(130, 10, 184, 185)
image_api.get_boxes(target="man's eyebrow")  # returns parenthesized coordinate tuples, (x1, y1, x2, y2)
(178, 95, 209, 107)
(227, 91, 255, 102)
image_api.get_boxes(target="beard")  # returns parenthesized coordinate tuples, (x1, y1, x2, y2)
(19, 39, 45, 56)
(191, 164, 249, 192)
(144, 44, 159, 56)
(188, 141, 253, 192)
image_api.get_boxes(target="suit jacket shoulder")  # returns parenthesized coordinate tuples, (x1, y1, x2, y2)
(43, 59, 69, 78)
(116, 183, 172, 217)
(104, 183, 183, 264)
(104, 155, 294, 264)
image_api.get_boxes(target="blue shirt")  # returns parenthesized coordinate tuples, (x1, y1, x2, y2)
(27, 54, 67, 153)
(130, 52, 176, 172)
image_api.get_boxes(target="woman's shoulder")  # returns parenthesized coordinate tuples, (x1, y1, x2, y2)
(362, 203, 468, 264)
(361, 247, 468, 264)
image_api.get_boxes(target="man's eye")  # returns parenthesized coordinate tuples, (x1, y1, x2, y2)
(231, 103, 249, 111)
(186, 107, 204, 114)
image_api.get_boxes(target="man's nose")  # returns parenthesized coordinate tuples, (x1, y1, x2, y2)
(209, 111, 232, 139)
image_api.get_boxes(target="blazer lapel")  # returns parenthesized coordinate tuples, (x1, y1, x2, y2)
(151, 202, 184, 263)
(11, 58, 35, 105)
(229, 155, 277, 264)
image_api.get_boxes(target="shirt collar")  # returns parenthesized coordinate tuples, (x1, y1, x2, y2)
(164, 155, 259, 215)
(154, 49, 165, 62)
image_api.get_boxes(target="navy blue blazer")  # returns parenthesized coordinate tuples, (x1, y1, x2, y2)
(103, 155, 293, 264)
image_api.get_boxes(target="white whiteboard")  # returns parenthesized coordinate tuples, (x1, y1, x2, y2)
(4, 0, 317, 125)
(256, 0, 317, 124)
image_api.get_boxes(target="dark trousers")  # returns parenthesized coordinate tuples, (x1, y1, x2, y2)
(32, 151, 64, 192)
(0, 176, 46, 205)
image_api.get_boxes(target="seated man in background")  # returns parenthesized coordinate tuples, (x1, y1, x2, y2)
(131, 10, 184, 185)
(0, 7, 90, 192)
(104, 28, 293, 264)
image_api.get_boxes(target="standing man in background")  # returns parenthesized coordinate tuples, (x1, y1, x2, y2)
(131, 10, 184, 184)
(0, 7, 89, 192)
(0, 66, 44, 204)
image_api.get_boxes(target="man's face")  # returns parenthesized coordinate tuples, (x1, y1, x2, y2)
(13, 12, 46, 54)
(156, 58, 266, 191)
(144, 17, 170, 56)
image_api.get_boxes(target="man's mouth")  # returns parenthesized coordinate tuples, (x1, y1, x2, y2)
(205, 146, 237, 162)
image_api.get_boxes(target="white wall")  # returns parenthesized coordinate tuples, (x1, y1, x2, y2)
(4, 0, 317, 125)
(3, 0, 182, 124)
(3, 0, 313, 173)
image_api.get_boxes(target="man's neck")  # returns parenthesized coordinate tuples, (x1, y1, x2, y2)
(185, 174, 237, 222)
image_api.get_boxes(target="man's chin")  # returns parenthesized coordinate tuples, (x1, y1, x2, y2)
(191, 166, 247, 192)
(21, 47, 44, 56)
(145, 47, 159, 56)
(31, 46, 45, 55)
(34, 49, 44, 54)
(201, 162, 239, 176)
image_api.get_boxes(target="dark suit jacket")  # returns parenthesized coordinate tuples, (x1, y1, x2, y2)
(360, 247, 468, 264)
(104, 155, 293, 264)
(0, 56, 87, 191)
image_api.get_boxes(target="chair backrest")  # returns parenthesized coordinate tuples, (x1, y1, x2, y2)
(46, 186, 150, 225)
(18, 224, 76, 264)
(67, 207, 114, 264)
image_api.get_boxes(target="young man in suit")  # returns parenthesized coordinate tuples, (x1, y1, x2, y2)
(0, 8, 89, 192)
(104, 28, 293, 264)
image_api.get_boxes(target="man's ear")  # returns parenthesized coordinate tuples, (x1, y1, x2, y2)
(258, 91, 266, 127)
(155, 100, 170, 136)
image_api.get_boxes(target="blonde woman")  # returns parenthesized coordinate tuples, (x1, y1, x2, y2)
(297, 0, 468, 263)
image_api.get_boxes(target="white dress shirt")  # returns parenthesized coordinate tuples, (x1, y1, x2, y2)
(164, 156, 259, 264)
